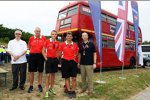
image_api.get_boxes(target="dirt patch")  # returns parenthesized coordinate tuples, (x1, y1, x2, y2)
(0, 63, 86, 100)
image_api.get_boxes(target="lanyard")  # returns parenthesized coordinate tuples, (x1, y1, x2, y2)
(82, 43, 89, 56)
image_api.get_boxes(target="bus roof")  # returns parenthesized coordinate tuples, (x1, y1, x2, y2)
(59, 1, 136, 27)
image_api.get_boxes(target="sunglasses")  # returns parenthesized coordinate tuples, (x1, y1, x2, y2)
(15, 33, 21, 35)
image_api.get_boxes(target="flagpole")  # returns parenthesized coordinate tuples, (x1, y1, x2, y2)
(95, 4, 106, 84)
(134, 51, 139, 77)
(119, 61, 126, 80)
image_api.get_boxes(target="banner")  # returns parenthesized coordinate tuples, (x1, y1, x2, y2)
(131, 0, 139, 64)
(88, 0, 102, 62)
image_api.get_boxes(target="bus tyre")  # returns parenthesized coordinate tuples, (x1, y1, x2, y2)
(146, 61, 150, 67)
(130, 57, 136, 68)
(142, 65, 145, 68)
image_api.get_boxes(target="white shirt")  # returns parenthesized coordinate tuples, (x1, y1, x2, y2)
(8, 39, 27, 64)
(138, 45, 143, 66)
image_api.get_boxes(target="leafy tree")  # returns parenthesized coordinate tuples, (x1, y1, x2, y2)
(142, 41, 150, 45)
(0, 24, 32, 44)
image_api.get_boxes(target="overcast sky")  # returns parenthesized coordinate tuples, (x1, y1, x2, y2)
(0, 1, 149, 41)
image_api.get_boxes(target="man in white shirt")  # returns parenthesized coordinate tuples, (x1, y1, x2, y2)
(7, 30, 27, 91)
(138, 45, 144, 67)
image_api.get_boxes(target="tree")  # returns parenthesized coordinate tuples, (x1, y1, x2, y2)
(142, 41, 150, 45)
(0, 25, 32, 44)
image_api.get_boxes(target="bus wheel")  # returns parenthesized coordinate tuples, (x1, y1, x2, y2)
(129, 57, 136, 68)
(146, 61, 150, 67)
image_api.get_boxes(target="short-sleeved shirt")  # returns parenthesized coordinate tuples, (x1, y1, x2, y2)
(28, 35, 46, 54)
(59, 41, 79, 62)
(43, 38, 59, 58)
(79, 41, 96, 65)
(7, 39, 27, 64)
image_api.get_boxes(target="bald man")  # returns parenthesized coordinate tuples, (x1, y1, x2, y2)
(28, 27, 46, 93)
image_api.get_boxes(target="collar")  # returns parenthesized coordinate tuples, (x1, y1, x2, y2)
(34, 35, 42, 39)
(65, 41, 73, 45)
(50, 38, 56, 42)
(14, 38, 21, 42)
(83, 41, 89, 44)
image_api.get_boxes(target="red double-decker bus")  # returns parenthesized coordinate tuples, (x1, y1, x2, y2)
(55, 1, 142, 68)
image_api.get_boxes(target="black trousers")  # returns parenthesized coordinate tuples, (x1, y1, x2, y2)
(12, 63, 27, 88)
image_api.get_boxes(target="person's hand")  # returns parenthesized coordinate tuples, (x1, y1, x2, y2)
(58, 64, 61, 68)
(13, 55, 20, 61)
(45, 57, 48, 61)
(93, 64, 96, 69)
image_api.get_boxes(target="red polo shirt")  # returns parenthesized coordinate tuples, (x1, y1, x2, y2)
(28, 35, 46, 53)
(43, 39, 59, 58)
(59, 41, 79, 62)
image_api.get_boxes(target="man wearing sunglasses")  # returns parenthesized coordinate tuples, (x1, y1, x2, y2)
(7, 30, 27, 91)
(42, 30, 59, 98)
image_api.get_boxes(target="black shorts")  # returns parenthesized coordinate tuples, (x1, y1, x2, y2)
(45, 58, 58, 74)
(61, 59, 77, 78)
(28, 53, 45, 72)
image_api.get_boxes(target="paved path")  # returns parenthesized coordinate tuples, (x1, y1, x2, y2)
(130, 87, 150, 100)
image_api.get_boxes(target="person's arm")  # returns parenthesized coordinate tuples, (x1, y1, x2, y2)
(7, 41, 16, 59)
(92, 42, 97, 69)
(93, 52, 97, 64)
(78, 53, 81, 68)
(42, 47, 47, 61)
(93, 52, 97, 69)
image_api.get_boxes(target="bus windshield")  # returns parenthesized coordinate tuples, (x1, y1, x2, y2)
(58, 5, 78, 20)
(58, 10, 67, 19)
(142, 46, 150, 52)
(68, 5, 78, 16)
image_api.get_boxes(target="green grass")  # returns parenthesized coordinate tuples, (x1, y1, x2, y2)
(78, 68, 150, 100)
(1, 63, 150, 100)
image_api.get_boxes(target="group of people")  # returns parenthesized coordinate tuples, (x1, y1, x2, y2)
(0, 45, 11, 65)
(7, 27, 97, 99)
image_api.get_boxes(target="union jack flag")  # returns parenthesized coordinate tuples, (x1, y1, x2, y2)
(115, 0, 128, 62)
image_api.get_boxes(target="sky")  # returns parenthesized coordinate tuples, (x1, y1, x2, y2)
(0, 1, 149, 41)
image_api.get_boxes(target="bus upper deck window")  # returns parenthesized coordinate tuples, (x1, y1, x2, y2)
(57, 35, 62, 42)
(101, 14, 106, 21)
(58, 10, 67, 19)
(107, 16, 116, 25)
(80, 5, 91, 16)
(129, 25, 134, 31)
(68, 5, 78, 16)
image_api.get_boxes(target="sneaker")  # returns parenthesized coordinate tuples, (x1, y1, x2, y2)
(71, 91, 76, 98)
(19, 86, 25, 90)
(49, 88, 56, 95)
(27, 86, 33, 93)
(66, 91, 72, 99)
(45, 92, 49, 98)
(38, 85, 43, 92)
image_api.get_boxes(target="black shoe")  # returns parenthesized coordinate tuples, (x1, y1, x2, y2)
(71, 91, 76, 98)
(19, 86, 25, 90)
(10, 87, 17, 91)
(38, 85, 43, 92)
(28, 86, 33, 93)
(66, 91, 72, 99)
